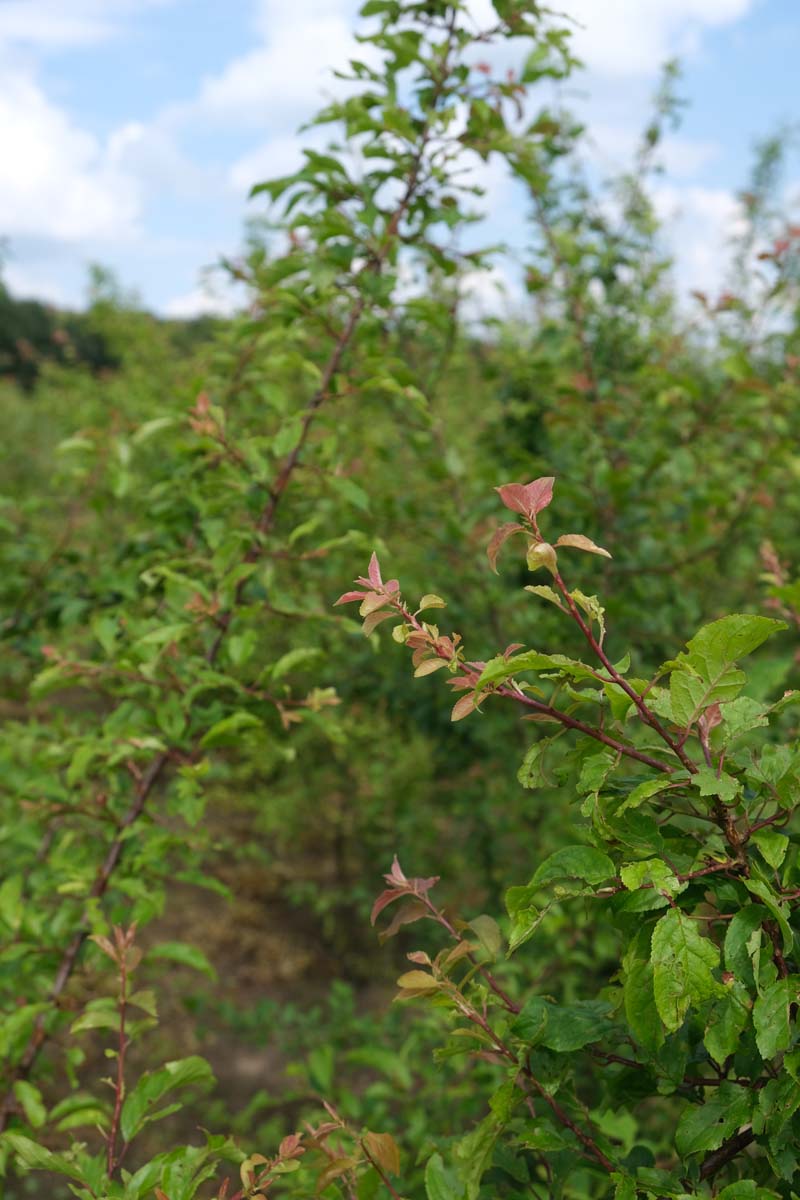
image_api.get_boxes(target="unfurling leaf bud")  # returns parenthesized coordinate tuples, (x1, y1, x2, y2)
(526, 541, 558, 575)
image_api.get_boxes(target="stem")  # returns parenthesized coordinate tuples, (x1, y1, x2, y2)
(551, 568, 698, 775)
(360, 1142, 405, 1200)
(107, 952, 129, 1176)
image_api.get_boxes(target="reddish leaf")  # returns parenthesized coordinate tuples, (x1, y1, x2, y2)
(362, 610, 395, 637)
(371, 888, 405, 926)
(363, 1131, 401, 1177)
(387, 855, 407, 886)
(486, 522, 526, 572)
(451, 693, 478, 722)
(279, 1134, 305, 1160)
(378, 899, 428, 943)
(334, 590, 367, 606)
(523, 476, 555, 515)
(368, 552, 382, 587)
(495, 483, 530, 517)
(495, 477, 555, 520)
(360, 592, 388, 617)
(414, 658, 447, 678)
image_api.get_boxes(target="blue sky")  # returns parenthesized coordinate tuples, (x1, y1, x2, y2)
(0, 0, 797, 316)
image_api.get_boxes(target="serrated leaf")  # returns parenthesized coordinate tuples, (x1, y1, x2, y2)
(530, 845, 615, 892)
(651, 908, 721, 1032)
(703, 978, 751, 1064)
(675, 1082, 751, 1156)
(753, 978, 790, 1059)
(424, 1152, 461, 1200)
(682, 615, 787, 680)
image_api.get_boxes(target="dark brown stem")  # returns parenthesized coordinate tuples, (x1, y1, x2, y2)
(698, 1126, 755, 1181)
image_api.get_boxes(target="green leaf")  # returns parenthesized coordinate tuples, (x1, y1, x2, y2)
(693, 764, 740, 803)
(682, 615, 787, 678)
(744, 878, 793, 953)
(718, 1184, 781, 1199)
(517, 737, 559, 789)
(674, 1082, 752, 1156)
(703, 979, 751, 1064)
(120, 1056, 214, 1142)
(453, 1113, 502, 1200)
(12, 1081, 46, 1129)
(622, 929, 664, 1052)
(476, 650, 594, 690)
(751, 829, 789, 869)
(530, 845, 615, 894)
(424, 1152, 462, 1200)
(1, 1134, 84, 1181)
(651, 908, 721, 1032)
(724, 904, 767, 986)
(520, 998, 615, 1052)
(468, 915, 502, 959)
(200, 711, 263, 748)
(618, 777, 681, 815)
(147, 942, 217, 979)
(0, 874, 23, 932)
(670, 666, 745, 728)
(753, 978, 790, 1059)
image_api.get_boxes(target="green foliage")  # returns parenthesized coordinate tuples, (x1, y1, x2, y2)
(2, 1, 800, 1198)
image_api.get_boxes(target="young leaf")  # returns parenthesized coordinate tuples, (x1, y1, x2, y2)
(554, 533, 611, 558)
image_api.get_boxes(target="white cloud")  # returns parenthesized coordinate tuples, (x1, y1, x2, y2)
(587, 123, 721, 179)
(0, 66, 139, 242)
(0, 0, 173, 51)
(2, 261, 68, 306)
(107, 121, 212, 198)
(652, 182, 747, 292)
(174, 6, 356, 129)
(567, 0, 755, 77)
(163, 278, 241, 319)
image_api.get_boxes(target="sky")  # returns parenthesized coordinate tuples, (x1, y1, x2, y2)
(0, 0, 797, 317)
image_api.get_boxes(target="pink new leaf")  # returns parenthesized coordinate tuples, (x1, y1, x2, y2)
(387, 855, 407, 886)
(495, 477, 555, 521)
(371, 888, 406, 926)
(486, 522, 526, 572)
(524, 476, 555, 516)
(495, 484, 530, 518)
(334, 590, 367, 606)
(368, 552, 383, 587)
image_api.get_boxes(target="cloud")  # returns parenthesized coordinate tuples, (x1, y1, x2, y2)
(163, 277, 241, 319)
(588, 123, 721, 179)
(173, 2, 357, 130)
(0, 65, 139, 242)
(566, 0, 755, 78)
(0, 0, 173, 51)
(652, 182, 747, 292)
